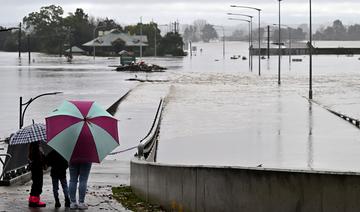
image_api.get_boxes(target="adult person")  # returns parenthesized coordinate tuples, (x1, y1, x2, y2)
(46, 150, 70, 208)
(68, 162, 92, 210)
(28, 142, 46, 207)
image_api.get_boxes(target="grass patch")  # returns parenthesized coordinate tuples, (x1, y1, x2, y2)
(112, 185, 165, 212)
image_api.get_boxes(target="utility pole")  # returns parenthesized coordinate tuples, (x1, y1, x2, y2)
(154, 24, 157, 57)
(140, 17, 143, 60)
(27, 35, 31, 64)
(18, 22, 21, 58)
(278, 0, 282, 85)
(189, 41, 192, 58)
(309, 0, 313, 100)
(267, 25, 270, 59)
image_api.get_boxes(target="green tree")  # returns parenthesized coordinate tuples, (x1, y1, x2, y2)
(97, 18, 123, 32)
(201, 24, 218, 42)
(348, 24, 360, 40)
(64, 8, 94, 48)
(183, 25, 199, 42)
(125, 22, 161, 56)
(158, 32, 185, 56)
(23, 5, 65, 53)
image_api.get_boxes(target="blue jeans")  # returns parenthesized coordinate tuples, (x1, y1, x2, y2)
(68, 163, 92, 203)
(52, 176, 69, 200)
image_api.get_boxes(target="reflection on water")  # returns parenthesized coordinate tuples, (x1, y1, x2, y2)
(307, 102, 314, 169)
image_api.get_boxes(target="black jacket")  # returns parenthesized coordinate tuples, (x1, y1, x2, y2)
(46, 150, 68, 179)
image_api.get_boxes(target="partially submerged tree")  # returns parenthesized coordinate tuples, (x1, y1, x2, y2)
(23, 5, 65, 53)
(64, 8, 94, 49)
(158, 32, 185, 56)
(201, 24, 218, 42)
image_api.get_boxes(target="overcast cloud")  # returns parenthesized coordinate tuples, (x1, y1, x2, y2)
(1, 0, 359, 28)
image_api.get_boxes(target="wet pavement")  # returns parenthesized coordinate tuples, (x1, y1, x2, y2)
(0, 160, 130, 211)
(0, 83, 169, 211)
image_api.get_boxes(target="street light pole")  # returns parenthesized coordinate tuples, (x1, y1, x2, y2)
(228, 18, 251, 69)
(230, 5, 262, 76)
(93, 24, 106, 60)
(18, 22, 21, 58)
(278, 0, 282, 85)
(258, 9, 261, 76)
(19, 92, 62, 129)
(93, 27, 97, 60)
(309, 0, 313, 99)
(153, 24, 168, 57)
(273, 23, 292, 65)
(288, 27, 292, 65)
(140, 16, 143, 61)
(154, 26, 157, 57)
(227, 13, 253, 70)
(213, 25, 226, 59)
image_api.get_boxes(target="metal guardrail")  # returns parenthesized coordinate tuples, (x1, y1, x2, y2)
(137, 99, 164, 162)
(0, 153, 12, 180)
(311, 99, 360, 129)
(326, 108, 360, 128)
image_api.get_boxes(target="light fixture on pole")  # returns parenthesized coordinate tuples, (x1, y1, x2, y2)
(227, 13, 253, 70)
(230, 5, 262, 76)
(19, 92, 62, 129)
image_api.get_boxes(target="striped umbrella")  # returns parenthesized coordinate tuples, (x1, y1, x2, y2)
(9, 123, 46, 145)
(45, 100, 119, 163)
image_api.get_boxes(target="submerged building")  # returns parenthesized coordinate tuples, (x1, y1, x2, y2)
(82, 29, 148, 56)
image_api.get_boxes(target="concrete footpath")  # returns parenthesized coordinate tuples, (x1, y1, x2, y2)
(0, 83, 169, 211)
(0, 160, 130, 211)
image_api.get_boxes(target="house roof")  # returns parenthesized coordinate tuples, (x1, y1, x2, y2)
(65, 46, 85, 53)
(83, 29, 148, 47)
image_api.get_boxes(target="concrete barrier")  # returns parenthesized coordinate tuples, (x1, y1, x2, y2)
(131, 159, 360, 212)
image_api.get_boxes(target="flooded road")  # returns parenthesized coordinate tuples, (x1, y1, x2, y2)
(1, 41, 360, 171)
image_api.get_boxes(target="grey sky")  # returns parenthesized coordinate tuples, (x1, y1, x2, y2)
(1, 0, 359, 28)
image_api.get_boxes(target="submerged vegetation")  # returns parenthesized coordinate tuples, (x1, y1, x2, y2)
(112, 185, 165, 212)
(0, 5, 185, 56)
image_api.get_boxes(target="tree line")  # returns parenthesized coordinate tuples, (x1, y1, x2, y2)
(183, 19, 219, 43)
(0, 5, 185, 56)
(314, 20, 360, 40)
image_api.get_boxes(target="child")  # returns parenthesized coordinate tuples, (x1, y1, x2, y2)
(46, 150, 70, 208)
(28, 142, 46, 207)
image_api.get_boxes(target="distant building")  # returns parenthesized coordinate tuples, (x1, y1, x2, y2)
(82, 29, 148, 56)
(65, 46, 86, 55)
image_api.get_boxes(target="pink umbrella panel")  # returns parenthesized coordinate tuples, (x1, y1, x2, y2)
(46, 100, 120, 163)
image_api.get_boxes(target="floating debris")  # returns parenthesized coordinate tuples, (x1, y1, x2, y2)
(115, 61, 166, 72)
(292, 58, 303, 62)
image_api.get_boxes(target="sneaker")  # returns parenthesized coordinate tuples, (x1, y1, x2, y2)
(55, 200, 61, 208)
(70, 202, 78, 210)
(77, 202, 88, 210)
